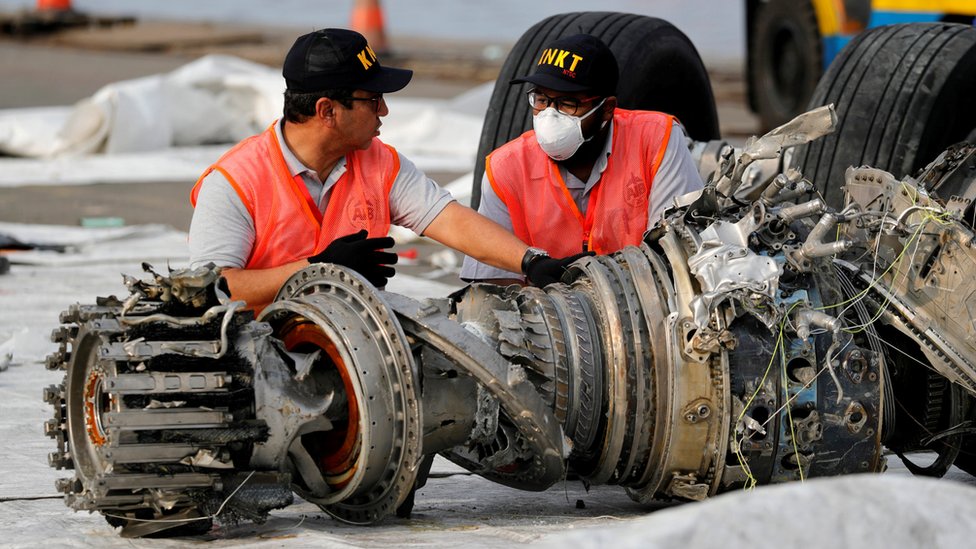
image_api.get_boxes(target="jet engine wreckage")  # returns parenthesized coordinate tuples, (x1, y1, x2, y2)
(42, 105, 976, 537)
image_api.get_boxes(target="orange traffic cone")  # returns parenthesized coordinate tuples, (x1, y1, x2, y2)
(350, 0, 389, 54)
(36, 0, 72, 11)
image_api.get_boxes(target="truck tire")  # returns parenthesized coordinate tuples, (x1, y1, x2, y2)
(472, 12, 719, 208)
(791, 23, 976, 208)
(747, 0, 822, 131)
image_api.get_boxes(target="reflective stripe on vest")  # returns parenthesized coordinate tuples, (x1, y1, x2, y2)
(486, 109, 674, 256)
(191, 122, 398, 269)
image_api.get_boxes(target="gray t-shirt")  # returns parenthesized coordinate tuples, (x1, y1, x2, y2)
(189, 119, 454, 269)
(459, 120, 704, 281)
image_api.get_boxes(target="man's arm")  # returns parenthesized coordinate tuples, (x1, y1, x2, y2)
(458, 172, 525, 283)
(390, 153, 580, 286)
(423, 201, 527, 274)
(387, 154, 527, 282)
(189, 171, 311, 311)
(220, 260, 310, 313)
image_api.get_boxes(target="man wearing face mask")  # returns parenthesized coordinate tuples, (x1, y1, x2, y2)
(460, 34, 705, 284)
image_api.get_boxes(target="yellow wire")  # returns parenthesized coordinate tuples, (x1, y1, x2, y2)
(783, 347, 805, 482)
(733, 301, 801, 490)
(843, 220, 925, 333)
(818, 200, 951, 317)
(844, 208, 953, 334)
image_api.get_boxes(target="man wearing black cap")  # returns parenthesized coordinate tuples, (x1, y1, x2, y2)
(460, 34, 705, 284)
(189, 28, 583, 311)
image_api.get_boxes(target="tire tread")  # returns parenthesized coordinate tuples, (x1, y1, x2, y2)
(793, 23, 976, 207)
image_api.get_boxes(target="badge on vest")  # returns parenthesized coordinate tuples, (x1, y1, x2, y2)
(624, 175, 647, 207)
(348, 197, 378, 227)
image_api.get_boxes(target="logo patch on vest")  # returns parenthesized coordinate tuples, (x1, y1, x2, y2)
(347, 197, 377, 228)
(624, 175, 647, 207)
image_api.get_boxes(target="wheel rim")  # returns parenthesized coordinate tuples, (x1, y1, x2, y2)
(262, 264, 422, 524)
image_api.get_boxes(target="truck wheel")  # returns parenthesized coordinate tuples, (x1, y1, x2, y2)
(472, 11, 719, 208)
(791, 23, 976, 208)
(748, 0, 822, 132)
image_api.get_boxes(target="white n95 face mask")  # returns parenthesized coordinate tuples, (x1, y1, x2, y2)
(532, 98, 607, 161)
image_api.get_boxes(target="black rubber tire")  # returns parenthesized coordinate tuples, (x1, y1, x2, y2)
(952, 435, 976, 477)
(954, 440, 976, 477)
(949, 395, 976, 477)
(747, 0, 822, 132)
(472, 11, 719, 208)
(790, 23, 976, 209)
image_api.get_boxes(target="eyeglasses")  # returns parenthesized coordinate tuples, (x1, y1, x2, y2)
(345, 93, 384, 111)
(527, 90, 601, 115)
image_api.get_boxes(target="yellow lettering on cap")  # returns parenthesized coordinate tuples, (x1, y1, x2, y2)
(569, 54, 583, 72)
(536, 48, 583, 71)
(357, 50, 372, 69)
(357, 45, 378, 70)
(538, 48, 558, 66)
(554, 50, 571, 68)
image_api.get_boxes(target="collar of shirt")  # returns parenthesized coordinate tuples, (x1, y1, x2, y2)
(559, 119, 614, 194)
(275, 119, 347, 205)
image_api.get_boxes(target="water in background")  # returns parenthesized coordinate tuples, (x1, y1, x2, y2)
(0, 0, 744, 67)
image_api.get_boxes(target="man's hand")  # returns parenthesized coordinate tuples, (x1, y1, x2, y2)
(524, 252, 593, 287)
(308, 229, 398, 287)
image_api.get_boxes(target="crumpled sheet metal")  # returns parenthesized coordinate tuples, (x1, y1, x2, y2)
(687, 213, 783, 328)
(737, 104, 837, 171)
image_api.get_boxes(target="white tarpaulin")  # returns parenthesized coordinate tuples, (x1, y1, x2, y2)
(0, 55, 282, 158)
(0, 55, 490, 186)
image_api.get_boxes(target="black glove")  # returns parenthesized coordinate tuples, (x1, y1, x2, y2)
(524, 251, 593, 287)
(308, 229, 398, 287)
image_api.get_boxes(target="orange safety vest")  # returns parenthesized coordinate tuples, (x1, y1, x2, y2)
(191, 122, 399, 269)
(486, 109, 674, 256)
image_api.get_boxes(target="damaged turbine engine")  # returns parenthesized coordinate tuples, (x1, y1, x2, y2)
(43, 106, 976, 536)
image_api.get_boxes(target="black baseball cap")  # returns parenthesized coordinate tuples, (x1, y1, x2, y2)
(510, 34, 618, 97)
(283, 28, 412, 93)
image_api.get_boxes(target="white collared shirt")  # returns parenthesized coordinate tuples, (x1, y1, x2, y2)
(460, 120, 704, 281)
(189, 119, 454, 269)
